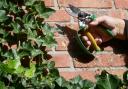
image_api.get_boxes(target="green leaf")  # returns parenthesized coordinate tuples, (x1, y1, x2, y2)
(70, 76, 82, 84)
(18, 50, 30, 58)
(31, 49, 43, 57)
(35, 2, 55, 18)
(9, 2, 21, 14)
(6, 59, 21, 69)
(79, 79, 94, 89)
(49, 68, 60, 77)
(0, 10, 8, 22)
(25, 0, 36, 6)
(55, 77, 67, 87)
(11, 22, 21, 33)
(95, 70, 121, 89)
(47, 61, 55, 69)
(14, 66, 24, 74)
(0, 81, 7, 89)
(24, 63, 36, 78)
(0, 0, 8, 9)
(0, 62, 14, 73)
(123, 71, 128, 84)
(23, 13, 36, 29)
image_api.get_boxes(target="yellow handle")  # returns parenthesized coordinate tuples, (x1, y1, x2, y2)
(85, 31, 101, 51)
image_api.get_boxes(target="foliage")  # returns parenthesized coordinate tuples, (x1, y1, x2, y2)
(0, 0, 128, 89)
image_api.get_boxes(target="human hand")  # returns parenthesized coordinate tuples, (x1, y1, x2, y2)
(83, 16, 125, 46)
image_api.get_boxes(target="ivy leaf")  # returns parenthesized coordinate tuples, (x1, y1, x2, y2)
(0, 62, 14, 73)
(49, 68, 60, 77)
(0, 0, 8, 9)
(23, 13, 36, 30)
(24, 63, 36, 78)
(11, 21, 21, 33)
(79, 79, 94, 89)
(95, 70, 121, 89)
(31, 49, 43, 57)
(42, 35, 57, 48)
(35, 2, 55, 18)
(18, 50, 30, 58)
(14, 66, 24, 74)
(0, 10, 8, 22)
(9, 2, 21, 14)
(41, 23, 54, 35)
(0, 81, 7, 89)
(123, 71, 128, 84)
(47, 61, 55, 69)
(6, 59, 21, 70)
(25, 0, 37, 6)
(70, 76, 82, 84)
(55, 77, 68, 87)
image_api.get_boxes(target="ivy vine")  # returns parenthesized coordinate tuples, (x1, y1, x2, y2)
(0, 0, 128, 89)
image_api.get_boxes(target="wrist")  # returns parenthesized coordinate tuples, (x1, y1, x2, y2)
(115, 19, 125, 40)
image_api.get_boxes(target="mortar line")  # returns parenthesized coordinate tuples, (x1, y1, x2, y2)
(112, 0, 116, 9)
(58, 67, 128, 72)
(53, 0, 59, 10)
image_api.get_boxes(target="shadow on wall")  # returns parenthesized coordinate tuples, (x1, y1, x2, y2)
(56, 24, 128, 67)
(101, 39, 128, 67)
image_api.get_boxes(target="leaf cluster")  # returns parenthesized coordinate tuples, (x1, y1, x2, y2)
(0, 0, 128, 89)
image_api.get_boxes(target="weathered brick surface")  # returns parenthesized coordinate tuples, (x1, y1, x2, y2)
(44, 0, 54, 7)
(46, 10, 70, 22)
(115, 0, 128, 9)
(60, 69, 126, 81)
(44, 0, 128, 81)
(55, 37, 69, 51)
(49, 52, 72, 67)
(59, 0, 112, 8)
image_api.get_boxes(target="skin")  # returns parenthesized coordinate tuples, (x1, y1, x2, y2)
(83, 16, 125, 46)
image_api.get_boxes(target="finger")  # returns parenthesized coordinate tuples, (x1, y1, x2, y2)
(86, 41, 91, 46)
(82, 36, 89, 41)
(90, 16, 107, 26)
(95, 38, 103, 45)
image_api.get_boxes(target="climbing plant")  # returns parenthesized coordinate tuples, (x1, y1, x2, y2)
(0, 0, 128, 89)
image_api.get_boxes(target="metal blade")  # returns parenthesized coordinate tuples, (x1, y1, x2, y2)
(69, 4, 81, 15)
(65, 4, 81, 17)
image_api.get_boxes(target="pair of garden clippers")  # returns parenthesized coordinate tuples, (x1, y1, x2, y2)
(65, 4, 113, 57)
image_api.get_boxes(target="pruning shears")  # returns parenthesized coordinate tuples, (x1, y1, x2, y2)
(65, 4, 114, 57)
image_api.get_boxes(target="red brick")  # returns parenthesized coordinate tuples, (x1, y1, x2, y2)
(112, 54, 126, 66)
(60, 69, 126, 81)
(60, 71, 97, 81)
(96, 54, 126, 67)
(107, 69, 126, 79)
(74, 58, 98, 68)
(55, 37, 69, 51)
(74, 53, 126, 67)
(49, 52, 72, 67)
(44, 0, 54, 7)
(46, 10, 70, 22)
(108, 10, 128, 19)
(59, 0, 112, 8)
(115, 0, 128, 9)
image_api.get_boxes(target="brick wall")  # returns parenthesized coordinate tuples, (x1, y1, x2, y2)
(44, 0, 128, 81)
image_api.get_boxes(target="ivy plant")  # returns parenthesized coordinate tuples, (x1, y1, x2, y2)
(0, 0, 128, 89)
